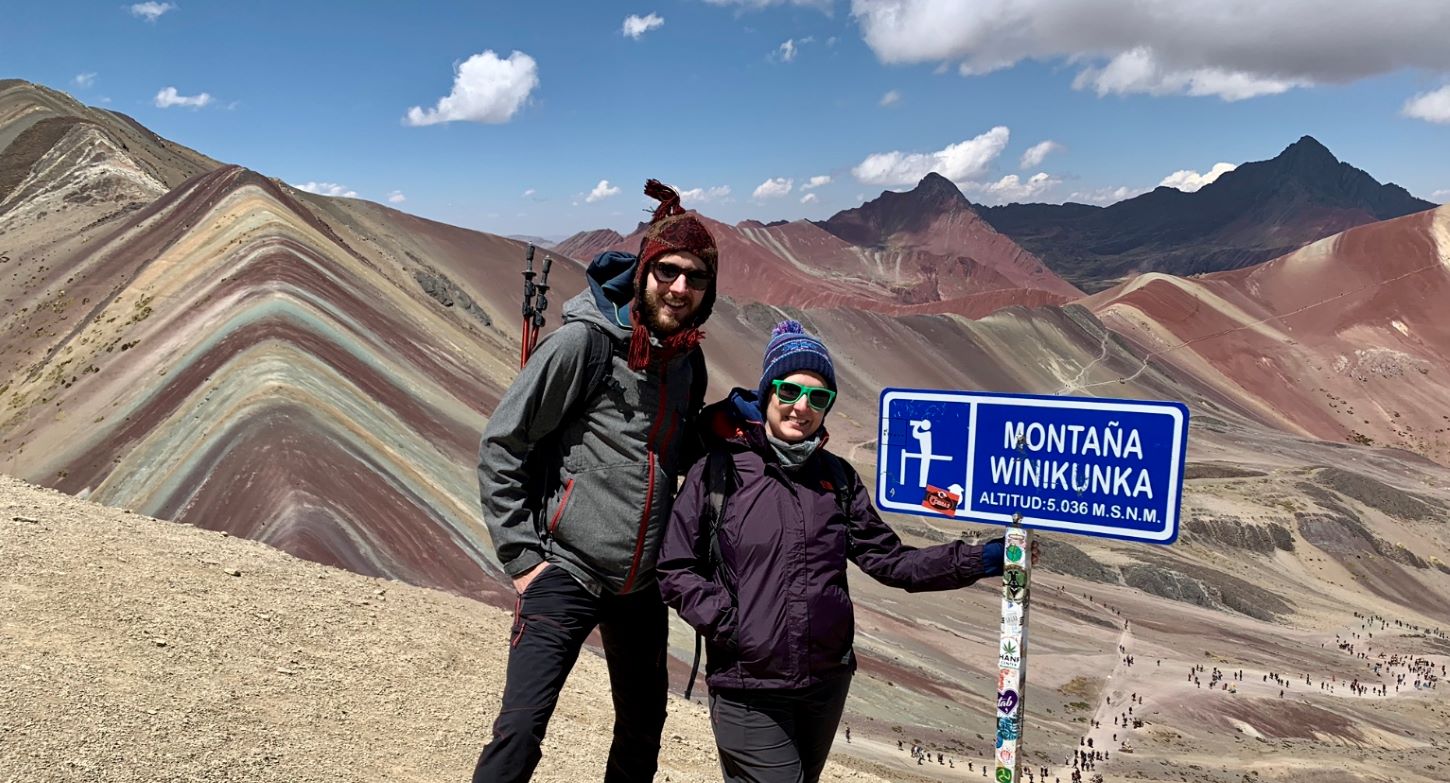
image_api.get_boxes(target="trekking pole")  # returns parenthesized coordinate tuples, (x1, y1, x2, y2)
(995, 517, 1032, 783)
(520, 245, 537, 368)
(527, 256, 552, 361)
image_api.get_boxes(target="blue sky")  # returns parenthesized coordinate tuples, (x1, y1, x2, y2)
(5, 1, 1449, 238)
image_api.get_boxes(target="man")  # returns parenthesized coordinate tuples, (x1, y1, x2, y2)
(472, 179, 718, 782)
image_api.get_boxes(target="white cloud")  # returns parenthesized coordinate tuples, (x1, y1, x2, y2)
(129, 2, 174, 22)
(800, 192, 819, 204)
(678, 185, 732, 203)
(623, 13, 665, 39)
(962, 172, 1060, 205)
(294, 181, 358, 198)
(153, 87, 212, 109)
(522, 188, 537, 197)
(73, 72, 96, 88)
(801, 175, 832, 191)
(776, 39, 799, 62)
(852, 126, 1009, 186)
(1019, 140, 1061, 169)
(1072, 50, 1305, 101)
(1159, 162, 1236, 192)
(586, 180, 621, 203)
(879, 89, 901, 107)
(753, 178, 794, 199)
(1403, 85, 1450, 124)
(405, 50, 539, 126)
(1068, 185, 1149, 206)
(1431, 189, 1450, 203)
(851, 0, 1450, 101)
(387, 191, 407, 204)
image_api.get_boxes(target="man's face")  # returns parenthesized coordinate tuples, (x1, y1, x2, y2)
(642, 251, 709, 335)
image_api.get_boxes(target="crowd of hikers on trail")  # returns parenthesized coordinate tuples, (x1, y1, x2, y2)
(471, 179, 1028, 783)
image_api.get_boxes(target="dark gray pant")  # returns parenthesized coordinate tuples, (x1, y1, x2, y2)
(707, 675, 852, 783)
(472, 566, 669, 783)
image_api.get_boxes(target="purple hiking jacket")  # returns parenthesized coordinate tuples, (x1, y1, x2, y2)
(657, 390, 1002, 690)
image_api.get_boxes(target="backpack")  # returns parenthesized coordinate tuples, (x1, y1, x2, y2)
(523, 322, 707, 522)
(682, 448, 856, 699)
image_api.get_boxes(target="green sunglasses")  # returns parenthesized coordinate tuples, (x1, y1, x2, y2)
(771, 379, 836, 411)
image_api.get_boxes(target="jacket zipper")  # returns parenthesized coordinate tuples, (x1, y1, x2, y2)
(548, 478, 575, 533)
(622, 371, 672, 592)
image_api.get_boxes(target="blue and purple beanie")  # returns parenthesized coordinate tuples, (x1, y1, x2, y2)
(758, 320, 836, 406)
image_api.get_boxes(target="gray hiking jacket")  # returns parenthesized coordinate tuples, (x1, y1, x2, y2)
(478, 261, 704, 596)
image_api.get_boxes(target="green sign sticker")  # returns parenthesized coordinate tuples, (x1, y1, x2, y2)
(1006, 544, 1023, 562)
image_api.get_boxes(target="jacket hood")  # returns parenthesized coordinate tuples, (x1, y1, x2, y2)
(700, 388, 767, 450)
(561, 250, 638, 339)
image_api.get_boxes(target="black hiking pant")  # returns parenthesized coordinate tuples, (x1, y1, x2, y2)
(472, 566, 669, 783)
(707, 675, 852, 783)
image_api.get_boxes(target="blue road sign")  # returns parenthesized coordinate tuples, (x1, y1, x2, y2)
(876, 389, 1189, 544)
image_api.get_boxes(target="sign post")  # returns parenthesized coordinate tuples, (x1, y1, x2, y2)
(876, 389, 1189, 783)
(995, 520, 1030, 782)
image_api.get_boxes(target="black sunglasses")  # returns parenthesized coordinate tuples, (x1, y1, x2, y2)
(651, 262, 713, 291)
(772, 379, 836, 411)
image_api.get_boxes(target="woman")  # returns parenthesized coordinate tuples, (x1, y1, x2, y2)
(658, 320, 1011, 783)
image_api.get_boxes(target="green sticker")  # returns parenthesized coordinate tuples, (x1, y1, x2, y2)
(996, 767, 1013, 783)
(1006, 544, 1023, 562)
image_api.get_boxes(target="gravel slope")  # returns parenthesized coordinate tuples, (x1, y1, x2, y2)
(0, 474, 889, 783)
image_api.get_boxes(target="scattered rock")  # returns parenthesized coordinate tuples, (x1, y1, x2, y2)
(1313, 467, 1440, 521)
(1184, 463, 1267, 480)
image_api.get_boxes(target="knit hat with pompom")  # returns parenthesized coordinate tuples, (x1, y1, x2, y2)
(757, 319, 836, 407)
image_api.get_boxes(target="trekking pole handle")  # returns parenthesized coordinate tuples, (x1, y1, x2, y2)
(533, 256, 553, 328)
(522, 244, 537, 316)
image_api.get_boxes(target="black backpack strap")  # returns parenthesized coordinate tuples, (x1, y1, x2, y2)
(687, 348, 707, 413)
(703, 450, 734, 587)
(679, 348, 709, 466)
(685, 449, 735, 700)
(572, 323, 615, 420)
(525, 324, 615, 522)
(821, 452, 857, 561)
(822, 452, 855, 518)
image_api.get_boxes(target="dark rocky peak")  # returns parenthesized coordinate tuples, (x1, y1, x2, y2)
(1206, 135, 1433, 217)
(909, 172, 972, 209)
(815, 172, 978, 246)
(1274, 135, 1339, 170)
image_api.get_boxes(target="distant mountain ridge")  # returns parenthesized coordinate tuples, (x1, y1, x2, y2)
(977, 136, 1436, 291)
(554, 228, 624, 261)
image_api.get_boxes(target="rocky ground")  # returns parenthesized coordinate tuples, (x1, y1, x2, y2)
(6, 463, 1450, 783)
(0, 473, 891, 783)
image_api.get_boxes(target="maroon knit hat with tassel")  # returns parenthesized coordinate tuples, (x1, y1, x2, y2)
(638, 179, 719, 273)
(627, 179, 719, 371)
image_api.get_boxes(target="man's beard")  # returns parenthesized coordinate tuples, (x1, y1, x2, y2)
(642, 286, 695, 335)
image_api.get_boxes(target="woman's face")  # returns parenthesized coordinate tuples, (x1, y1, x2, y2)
(764, 370, 830, 443)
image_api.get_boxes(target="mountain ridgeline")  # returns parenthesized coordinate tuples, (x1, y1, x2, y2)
(974, 136, 1436, 291)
